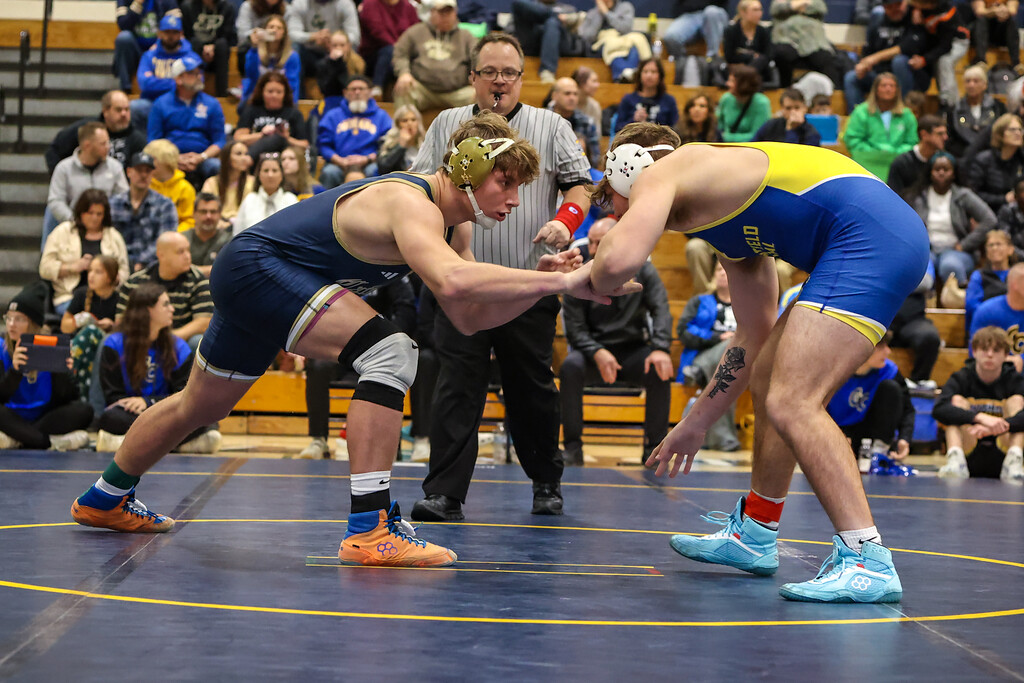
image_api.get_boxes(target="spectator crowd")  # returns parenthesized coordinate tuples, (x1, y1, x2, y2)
(4, 0, 1024, 484)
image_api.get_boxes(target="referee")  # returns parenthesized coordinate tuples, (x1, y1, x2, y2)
(410, 32, 592, 521)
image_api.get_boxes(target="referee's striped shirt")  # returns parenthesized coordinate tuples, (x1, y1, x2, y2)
(410, 103, 592, 271)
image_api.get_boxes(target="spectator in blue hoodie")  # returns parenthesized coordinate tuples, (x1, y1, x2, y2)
(113, 0, 181, 92)
(148, 53, 227, 184)
(130, 15, 199, 132)
(317, 75, 393, 187)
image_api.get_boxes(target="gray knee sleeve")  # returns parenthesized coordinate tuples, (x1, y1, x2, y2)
(338, 315, 418, 411)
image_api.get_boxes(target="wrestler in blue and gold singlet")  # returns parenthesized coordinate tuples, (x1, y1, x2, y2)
(197, 172, 451, 381)
(685, 142, 930, 343)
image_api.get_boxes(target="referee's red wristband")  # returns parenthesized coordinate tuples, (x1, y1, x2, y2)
(554, 202, 584, 233)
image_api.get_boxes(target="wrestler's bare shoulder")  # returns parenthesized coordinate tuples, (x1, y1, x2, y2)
(651, 144, 769, 233)
(334, 176, 445, 261)
(657, 143, 769, 182)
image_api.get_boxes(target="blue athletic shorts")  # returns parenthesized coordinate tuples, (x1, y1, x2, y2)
(789, 177, 930, 344)
(196, 234, 345, 381)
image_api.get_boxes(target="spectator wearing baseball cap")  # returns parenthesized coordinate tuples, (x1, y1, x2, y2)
(0, 281, 94, 451)
(110, 152, 179, 271)
(392, 0, 477, 112)
(148, 52, 227, 186)
(129, 14, 201, 133)
(113, 0, 183, 92)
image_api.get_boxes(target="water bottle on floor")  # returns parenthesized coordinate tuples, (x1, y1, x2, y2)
(858, 438, 872, 474)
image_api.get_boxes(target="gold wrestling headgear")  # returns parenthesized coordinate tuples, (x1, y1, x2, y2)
(445, 137, 515, 191)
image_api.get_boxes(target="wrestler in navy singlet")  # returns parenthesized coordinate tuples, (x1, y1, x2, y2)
(197, 171, 452, 381)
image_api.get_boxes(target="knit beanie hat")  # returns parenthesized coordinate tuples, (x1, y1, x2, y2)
(7, 281, 49, 327)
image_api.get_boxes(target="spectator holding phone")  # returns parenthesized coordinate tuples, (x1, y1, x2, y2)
(241, 15, 302, 107)
(95, 283, 221, 454)
(233, 72, 308, 161)
(0, 282, 93, 451)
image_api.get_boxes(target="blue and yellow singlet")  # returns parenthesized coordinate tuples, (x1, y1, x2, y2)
(684, 142, 930, 344)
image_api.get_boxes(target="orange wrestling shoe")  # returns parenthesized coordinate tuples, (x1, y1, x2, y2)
(339, 503, 456, 567)
(71, 490, 175, 533)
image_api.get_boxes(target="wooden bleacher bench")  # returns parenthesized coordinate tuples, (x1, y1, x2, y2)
(224, 369, 729, 438)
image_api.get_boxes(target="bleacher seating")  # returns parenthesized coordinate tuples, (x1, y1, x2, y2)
(0, 13, 1003, 448)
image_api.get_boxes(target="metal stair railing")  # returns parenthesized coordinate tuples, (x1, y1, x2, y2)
(14, 30, 30, 153)
(38, 0, 53, 92)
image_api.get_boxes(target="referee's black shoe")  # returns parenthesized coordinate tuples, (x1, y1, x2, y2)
(531, 482, 563, 515)
(411, 494, 464, 521)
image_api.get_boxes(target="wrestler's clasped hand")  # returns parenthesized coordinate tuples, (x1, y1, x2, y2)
(564, 262, 643, 304)
(536, 248, 583, 273)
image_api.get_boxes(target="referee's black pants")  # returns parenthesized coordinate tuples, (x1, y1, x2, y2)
(423, 295, 563, 502)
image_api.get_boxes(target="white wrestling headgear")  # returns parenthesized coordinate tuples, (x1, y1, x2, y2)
(445, 136, 516, 229)
(604, 143, 675, 198)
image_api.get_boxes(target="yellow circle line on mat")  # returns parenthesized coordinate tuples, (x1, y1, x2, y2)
(0, 578, 1021, 627)
(1, 520, 1023, 626)
(2, 469, 1022, 506)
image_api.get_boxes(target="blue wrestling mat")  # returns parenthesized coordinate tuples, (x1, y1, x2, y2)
(1, 450, 1022, 679)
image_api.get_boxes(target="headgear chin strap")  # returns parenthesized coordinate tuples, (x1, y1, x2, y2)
(445, 136, 515, 229)
(604, 143, 675, 198)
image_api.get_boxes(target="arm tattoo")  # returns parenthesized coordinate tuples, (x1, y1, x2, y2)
(707, 347, 746, 399)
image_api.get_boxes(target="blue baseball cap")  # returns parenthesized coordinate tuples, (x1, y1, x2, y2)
(159, 14, 183, 31)
(170, 52, 204, 76)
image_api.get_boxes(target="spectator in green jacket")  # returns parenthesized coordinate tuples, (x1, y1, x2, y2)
(843, 71, 918, 181)
(716, 64, 772, 142)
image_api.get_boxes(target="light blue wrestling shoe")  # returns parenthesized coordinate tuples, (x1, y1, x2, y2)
(779, 536, 903, 603)
(669, 498, 779, 576)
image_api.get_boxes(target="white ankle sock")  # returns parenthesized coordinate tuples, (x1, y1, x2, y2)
(1006, 446, 1022, 461)
(947, 447, 965, 460)
(351, 470, 391, 496)
(94, 476, 132, 498)
(838, 526, 881, 553)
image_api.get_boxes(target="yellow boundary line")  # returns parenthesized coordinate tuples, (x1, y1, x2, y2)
(0, 519, 1022, 626)
(0, 579, 1021, 627)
